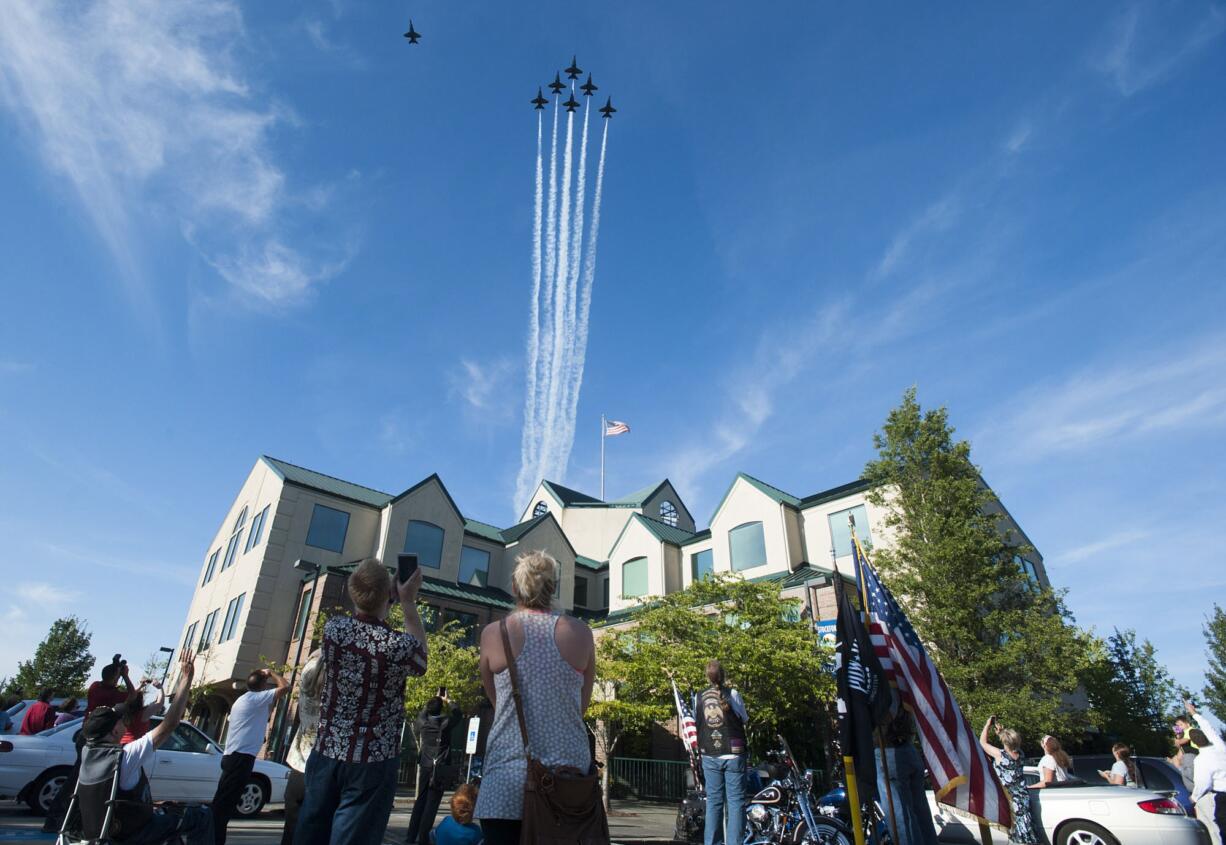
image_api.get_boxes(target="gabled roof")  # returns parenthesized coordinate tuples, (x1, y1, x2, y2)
(540, 480, 604, 507)
(501, 513, 551, 543)
(708, 472, 801, 522)
(681, 528, 712, 546)
(575, 555, 608, 572)
(634, 514, 700, 546)
(463, 518, 505, 543)
(389, 473, 463, 521)
(262, 456, 393, 508)
(799, 478, 872, 508)
(606, 480, 669, 506)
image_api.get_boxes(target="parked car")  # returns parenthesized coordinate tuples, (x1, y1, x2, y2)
(1066, 753, 1194, 815)
(0, 716, 289, 816)
(2, 700, 82, 735)
(926, 767, 1209, 845)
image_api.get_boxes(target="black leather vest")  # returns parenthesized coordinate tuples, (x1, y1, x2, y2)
(78, 741, 155, 840)
(696, 686, 746, 757)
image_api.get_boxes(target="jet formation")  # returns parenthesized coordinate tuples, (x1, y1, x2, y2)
(532, 57, 617, 119)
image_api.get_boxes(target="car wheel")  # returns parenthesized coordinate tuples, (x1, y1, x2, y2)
(27, 768, 70, 815)
(1058, 821, 1119, 845)
(234, 778, 268, 817)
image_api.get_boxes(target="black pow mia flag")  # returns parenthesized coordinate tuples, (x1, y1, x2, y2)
(834, 574, 893, 806)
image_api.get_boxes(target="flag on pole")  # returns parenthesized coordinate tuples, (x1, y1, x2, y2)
(671, 679, 698, 754)
(604, 419, 630, 436)
(834, 573, 893, 810)
(854, 539, 1013, 829)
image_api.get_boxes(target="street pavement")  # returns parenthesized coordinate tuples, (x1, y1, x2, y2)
(0, 795, 678, 845)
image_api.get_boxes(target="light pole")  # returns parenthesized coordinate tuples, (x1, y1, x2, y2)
(157, 646, 175, 687)
(272, 558, 321, 762)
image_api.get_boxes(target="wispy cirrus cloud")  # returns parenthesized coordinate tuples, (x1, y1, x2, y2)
(0, 0, 348, 311)
(450, 358, 516, 421)
(1093, 2, 1226, 97)
(1052, 530, 1151, 565)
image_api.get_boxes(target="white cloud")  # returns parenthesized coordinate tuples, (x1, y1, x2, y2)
(1003, 121, 1033, 155)
(15, 582, 79, 606)
(981, 338, 1226, 462)
(450, 358, 516, 418)
(1053, 530, 1151, 565)
(0, 361, 34, 375)
(1094, 3, 1226, 97)
(0, 0, 345, 308)
(874, 195, 961, 280)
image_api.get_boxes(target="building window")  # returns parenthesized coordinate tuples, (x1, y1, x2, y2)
(201, 549, 220, 585)
(729, 521, 768, 572)
(220, 507, 249, 572)
(533, 501, 549, 517)
(306, 504, 350, 553)
(245, 505, 270, 553)
(219, 593, 245, 643)
(828, 505, 871, 558)
(659, 500, 678, 527)
(574, 576, 589, 607)
(293, 588, 314, 641)
(691, 549, 714, 582)
(182, 621, 199, 655)
(198, 609, 220, 651)
(1014, 555, 1040, 591)
(621, 557, 649, 599)
(602, 578, 609, 606)
(459, 545, 491, 587)
(442, 609, 480, 647)
(404, 520, 445, 569)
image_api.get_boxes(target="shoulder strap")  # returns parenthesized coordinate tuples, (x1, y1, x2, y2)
(499, 617, 532, 759)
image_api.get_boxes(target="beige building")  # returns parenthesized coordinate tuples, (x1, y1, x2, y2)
(173, 455, 1047, 740)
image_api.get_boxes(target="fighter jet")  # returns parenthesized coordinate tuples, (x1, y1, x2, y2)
(548, 72, 566, 95)
(565, 56, 582, 80)
(599, 97, 617, 119)
(563, 94, 580, 113)
(579, 73, 598, 96)
(531, 88, 549, 110)
(402, 19, 421, 44)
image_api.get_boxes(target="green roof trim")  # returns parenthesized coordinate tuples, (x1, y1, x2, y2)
(463, 518, 505, 543)
(501, 513, 550, 543)
(263, 456, 393, 508)
(798, 478, 873, 508)
(606, 480, 668, 506)
(540, 480, 604, 507)
(634, 514, 700, 546)
(680, 528, 712, 546)
(739, 473, 802, 507)
(575, 555, 608, 572)
(419, 576, 514, 610)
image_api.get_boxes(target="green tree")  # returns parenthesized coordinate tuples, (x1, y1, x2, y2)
(586, 650, 672, 809)
(1202, 604, 1226, 718)
(1081, 629, 1180, 754)
(863, 388, 1090, 744)
(595, 575, 833, 776)
(14, 617, 94, 696)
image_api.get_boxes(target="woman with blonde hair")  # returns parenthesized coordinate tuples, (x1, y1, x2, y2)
(1032, 734, 1072, 787)
(979, 717, 1038, 845)
(473, 550, 596, 845)
(433, 783, 482, 845)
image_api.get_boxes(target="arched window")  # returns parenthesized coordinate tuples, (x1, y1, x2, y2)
(621, 557, 649, 599)
(728, 521, 768, 572)
(659, 500, 678, 527)
(533, 501, 549, 517)
(404, 520, 445, 569)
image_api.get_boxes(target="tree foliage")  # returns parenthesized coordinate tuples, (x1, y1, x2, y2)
(14, 617, 94, 696)
(595, 574, 834, 758)
(1081, 629, 1180, 754)
(863, 388, 1090, 745)
(1202, 604, 1226, 719)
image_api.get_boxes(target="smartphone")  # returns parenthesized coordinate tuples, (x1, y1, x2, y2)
(397, 553, 419, 585)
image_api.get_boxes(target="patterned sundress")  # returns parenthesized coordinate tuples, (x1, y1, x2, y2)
(994, 750, 1038, 844)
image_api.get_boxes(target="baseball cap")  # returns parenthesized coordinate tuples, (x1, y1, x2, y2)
(84, 704, 131, 741)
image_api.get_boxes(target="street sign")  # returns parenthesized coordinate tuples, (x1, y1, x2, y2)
(465, 716, 480, 754)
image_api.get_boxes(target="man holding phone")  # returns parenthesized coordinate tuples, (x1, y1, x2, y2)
(294, 558, 427, 845)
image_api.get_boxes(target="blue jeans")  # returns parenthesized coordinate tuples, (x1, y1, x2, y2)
(702, 755, 746, 845)
(293, 753, 399, 845)
(875, 744, 939, 845)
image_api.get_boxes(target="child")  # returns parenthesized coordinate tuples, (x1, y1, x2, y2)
(433, 783, 482, 845)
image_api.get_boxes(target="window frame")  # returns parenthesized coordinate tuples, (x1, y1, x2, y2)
(198, 609, 220, 651)
(305, 504, 351, 554)
(404, 520, 445, 569)
(828, 505, 871, 558)
(690, 548, 714, 582)
(532, 501, 549, 517)
(621, 556, 649, 599)
(659, 500, 679, 527)
(201, 550, 220, 586)
(182, 621, 199, 655)
(245, 505, 270, 553)
(459, 545, 491, 587)
(293, 587, 314, 641)
(574, 575, 589, 607)
(219, 593, 245, 643)
(728, 521, 768, 572)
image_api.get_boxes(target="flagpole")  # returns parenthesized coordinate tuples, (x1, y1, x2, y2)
(852, 520, 901, 845)
(833, 566, 869, 845)
(600, 414, 606, 500)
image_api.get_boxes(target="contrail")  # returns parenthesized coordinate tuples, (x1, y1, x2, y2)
(522, 110, 544, 474)
(538, 95, 561, 460)
(562, 120, 609, 457)
(566, 101, 591, 374)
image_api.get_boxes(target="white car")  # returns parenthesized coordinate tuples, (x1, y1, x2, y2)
(0, 717, 289, 817)
(927, 767, 1209, 845)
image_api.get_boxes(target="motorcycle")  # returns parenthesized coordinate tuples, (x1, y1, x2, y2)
(811, 785, 893, 845)
(673, 736, 856, 845)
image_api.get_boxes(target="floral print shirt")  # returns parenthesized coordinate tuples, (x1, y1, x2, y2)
(315, 614, 427, 763)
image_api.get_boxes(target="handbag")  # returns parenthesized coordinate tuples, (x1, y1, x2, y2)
(499, 618, 609, 845)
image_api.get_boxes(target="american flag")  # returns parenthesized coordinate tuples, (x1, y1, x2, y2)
(671, 679, 698, 753)
(854, 539, 1012, 829)
(604, 419, 630, 436)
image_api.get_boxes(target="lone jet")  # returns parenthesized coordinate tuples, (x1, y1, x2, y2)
(548, 72, 566, 95)
(563, 94, 580, 113)
(579, 73, 598, 96)
(565, 56, 582, 80)
(531, 88, 549, 110)
(599, 97, 617, 119)
(403, 20, 421, 44)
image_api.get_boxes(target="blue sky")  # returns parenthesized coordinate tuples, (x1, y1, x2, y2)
(1, 1, 1224, 696)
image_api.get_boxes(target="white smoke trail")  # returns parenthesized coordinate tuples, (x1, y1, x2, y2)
(566, 101, 591, 375)
(521, 111, 544, 474)
(560, 120, 609, 458)
(538, 97, 561, 454)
